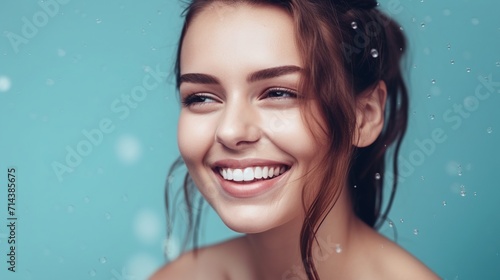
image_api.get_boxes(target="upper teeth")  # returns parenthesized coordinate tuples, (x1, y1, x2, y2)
(219, 166, 287, 182)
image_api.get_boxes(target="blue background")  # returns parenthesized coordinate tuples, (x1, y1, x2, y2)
(0, 0, 499, 279)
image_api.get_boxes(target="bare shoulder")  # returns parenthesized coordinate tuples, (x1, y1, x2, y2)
(356, 222, 441, 280)
(149, 237, 250, 280)
(378, 238, 440, 280)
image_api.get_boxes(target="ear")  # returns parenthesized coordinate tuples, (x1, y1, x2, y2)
(353, 80, 387, 147)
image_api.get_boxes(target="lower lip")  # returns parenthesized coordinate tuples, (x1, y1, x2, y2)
(215, 169, 289, 198)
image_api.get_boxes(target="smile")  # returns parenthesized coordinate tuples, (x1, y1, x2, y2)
(217, 165, 289, 182)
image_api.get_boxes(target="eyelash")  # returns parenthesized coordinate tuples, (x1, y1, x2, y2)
(181, 87, 298, 107)
(181, 94, 214, 107)
(262, 87, 298, 100)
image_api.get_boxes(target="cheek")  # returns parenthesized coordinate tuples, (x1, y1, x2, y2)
(264, 109, 321, 163)
(177, 112, 215, 168)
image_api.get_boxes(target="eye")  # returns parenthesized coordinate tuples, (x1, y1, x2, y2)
(262, 87, 298, 99)
(181, 93, 217, 107)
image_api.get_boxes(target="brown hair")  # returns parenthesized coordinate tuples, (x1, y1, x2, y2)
(165, 0, 409, 279)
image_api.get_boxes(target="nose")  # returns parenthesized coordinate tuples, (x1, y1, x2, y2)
(215, 99, 261, 150)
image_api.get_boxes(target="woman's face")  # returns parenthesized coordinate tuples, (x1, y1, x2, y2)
(177, 3, 324, 233)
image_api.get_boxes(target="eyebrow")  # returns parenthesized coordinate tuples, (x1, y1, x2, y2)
(179, 65, 302, 85)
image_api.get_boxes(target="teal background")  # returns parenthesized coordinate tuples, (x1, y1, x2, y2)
(0, 0, 499, 279)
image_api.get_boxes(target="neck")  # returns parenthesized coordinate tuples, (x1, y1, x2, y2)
(244, 186, 359, 280)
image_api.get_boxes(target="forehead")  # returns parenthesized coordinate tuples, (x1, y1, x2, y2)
(180, 3, 301, 75)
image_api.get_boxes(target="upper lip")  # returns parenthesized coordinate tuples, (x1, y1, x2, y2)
(211, 158, 291, 169)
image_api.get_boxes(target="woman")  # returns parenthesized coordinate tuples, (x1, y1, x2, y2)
(152, 0, 440, 279)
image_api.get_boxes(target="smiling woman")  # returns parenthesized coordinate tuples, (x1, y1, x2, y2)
(151, 1, 440, 279)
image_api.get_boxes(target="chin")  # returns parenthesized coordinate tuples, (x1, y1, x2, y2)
(223, 221, 273, 234)
(216, 206, 282, 234)
(216, 201, 300, 235)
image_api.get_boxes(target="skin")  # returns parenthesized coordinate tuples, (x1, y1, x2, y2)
(151, 3, 440, 280)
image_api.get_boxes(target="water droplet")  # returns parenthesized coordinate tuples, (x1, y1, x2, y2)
(427, 94, 431, 99)
(399, 26, 404, 31)
(157, 10, 162, 15)
(399, 218, 404, 223)
(151, 46, 157, 51)
(448, 96, 452, 101)
(447, 43, 451, 50)
(335, 244, 342, 253)
(46, 79, 55, 86)
(99, 257, 107, 264)
(353, 185, 357, 189)
(420, 176, 425, 181)
(116, 135, 142, 165)
(96, 18, 102, 24)
(147, 20, 152, 26)
(57, 48, 66, 57)
(375, 173, 381, 180)
(388, 221, 394, 227)
(466, 68, 471, 73)
(456, 165, 463, 177)
(420, 22, 425, 28)
(67, 205, 75, 213)
(460, 185, 466, 197)
(351, 21, 358, 29)
(443, 9, 451, 16)
(431, 79, 436, 84)
(487, 127, 493, 134)
(473, 192, 477, 197)
(89, 269, 96, 277)
(83, 196, 90, 203)
(370, 49, 379, 58)
(450, 59, 455, 65)
(496, 62, 500, 67)
(429, 114, 435, 120)
(0, 76, 12, 92)
(413, 229, 419, 235)
(104, 212, 112, 220)
(471, 18, 479, 25)
(442, 201, 447, 206)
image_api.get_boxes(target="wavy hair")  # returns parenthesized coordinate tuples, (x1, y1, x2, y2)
(165, 1, 409, 279)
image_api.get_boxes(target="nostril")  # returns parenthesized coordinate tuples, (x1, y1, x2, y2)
(214, 113, 262, 149)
